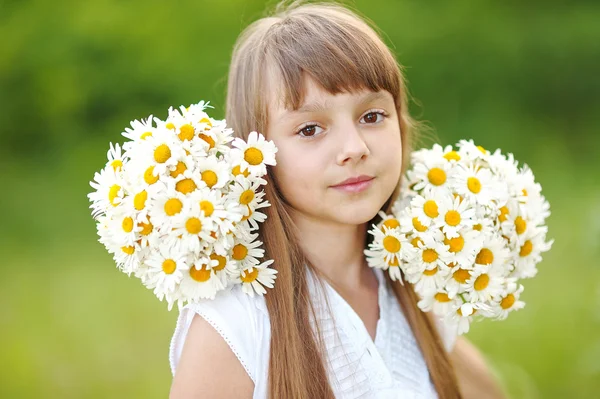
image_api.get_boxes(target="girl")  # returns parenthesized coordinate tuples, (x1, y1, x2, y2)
(169, 1, 506, 398)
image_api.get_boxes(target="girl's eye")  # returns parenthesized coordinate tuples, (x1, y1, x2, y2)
(296, 124, 324, 138)
(360, 110, 386, 124)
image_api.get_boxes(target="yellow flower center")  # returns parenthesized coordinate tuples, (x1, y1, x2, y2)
(185, 217, 202, 234)
(435, 293, 451, 302)
(427, 168, 447, 186)
(162, 259, 177, 274)
(477, 145, 486, 154)
(176, 178, 197, 194)
(520, 240, 533, 257)
(199, 117, 212, 129)
(165, 122, 175, 130)
(210, 254, 227, 271)
(144, 166, 159, 185)
(423, 200, 439, 218)
(121, 246, 135, 255)
(467, 177, 481, 194)
(199, 133, 215, 149)
(412, 217, 427, 232)
(164, 198, 183, 216)
(239, 189, 255, 205)
(387, 257, 399, 267)
(189, 264, 211, 282)
(443, 151, 461, 161)
(501, 294, 516, 309)
(111, 160, 123, 172)
(411, 237, 423, 247)
(453, 268, 471, 283)
(232, 165, 250, 177)
(444, 235, 464, 253)
(473, 223, 482, 231)
(108, 184, 121, 206)
(200, 200, 214, 217)
(522, 189, 528, 196)
(201, 170, 218, 188)
(122, 217, 134, 233)
(170, 161, 187, 178)
(445, 210, 461, 226)
(457, 308, 477, 317)
(134, 190, 147, 211)
(476, 248, 494, 265)
(498, 206, 509, 222)
(423, 267, 438, 276)
(241, 206, 253, 221)
(138, 221, 153, 236)
(178, 124, 195, 141)
(241, 268, 259, 283)
(140, 131, 152, 140)
(154, 144, 171, 163)
(232, 243, 248, 261)
(514, 216, 527, 235)
(383, 236, 401, 253)
(382, 218, 400, 231)
(422, 249, 438, 263)
(244, 147, 264, 166)
(474, 274, 490, 291)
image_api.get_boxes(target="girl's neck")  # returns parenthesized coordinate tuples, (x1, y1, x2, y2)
(290, 209, 371, 290)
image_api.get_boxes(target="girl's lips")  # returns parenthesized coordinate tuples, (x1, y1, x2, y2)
(331, 176, 375, 193)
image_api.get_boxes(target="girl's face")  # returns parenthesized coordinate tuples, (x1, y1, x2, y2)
(266, 74, 403, 226)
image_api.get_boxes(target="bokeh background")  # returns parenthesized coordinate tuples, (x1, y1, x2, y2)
(1, 0, 598, 397)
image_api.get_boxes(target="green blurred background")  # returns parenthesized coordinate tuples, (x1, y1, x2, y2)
(1, 0, 598, 397)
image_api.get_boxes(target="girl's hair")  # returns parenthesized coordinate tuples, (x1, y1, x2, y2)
(226, 1, 462, 398)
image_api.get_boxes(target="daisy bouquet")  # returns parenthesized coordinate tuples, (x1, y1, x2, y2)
(365, 140, 553, 334)
(88, 101, 278, 310)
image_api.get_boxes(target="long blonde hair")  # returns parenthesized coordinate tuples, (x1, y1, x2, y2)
(225, 1, 462, 398)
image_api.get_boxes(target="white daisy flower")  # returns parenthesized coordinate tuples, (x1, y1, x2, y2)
(442, 229, 484, 268)
(196, 155, 231, 190)
(229, 175, 270, 230)
(414, 264, 451, 297)
(513, 226, 553, 278)
(435, 194, 477, 239)
(138, 128, 184, 176)
(444, 262, 474, 298)
(122, 115, 156, 143)
(474, 234, 512, 269)
(230, 233, 265, 269)
(411, 231, 453, 276)
(108, 205, 139, 247)
(408, 156, 456, 197)
(179, 259, 225, 301)
(238, 260, 277, 297)
(230, 131, 277, 176)
(452, 163, 508, 206)
(410, 192, 445, 228)
(418, 289, 456, 316)
(149, 188, 188, 229)
(168, 201, 215, 255)
(492, 283, 525, 320)
(145, 244, 190, 301)
(88, 165, 127, 218)
(464, 264, 505, 303)
(365, 224, 413, 270)
(456, 139, 490, 163)
(106, 142, 127, 173)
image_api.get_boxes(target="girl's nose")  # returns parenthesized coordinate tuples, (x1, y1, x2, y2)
(335, 123, 370, 166)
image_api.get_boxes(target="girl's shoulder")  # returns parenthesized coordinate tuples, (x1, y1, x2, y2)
(169, 284, 271, 384)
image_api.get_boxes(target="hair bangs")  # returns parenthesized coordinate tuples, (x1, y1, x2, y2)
(262, 11, 402, 111)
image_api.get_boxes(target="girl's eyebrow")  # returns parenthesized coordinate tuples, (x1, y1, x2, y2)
(279, 91, 391, 122)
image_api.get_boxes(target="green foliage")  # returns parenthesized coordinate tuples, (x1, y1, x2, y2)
(1, 0, 598, 398)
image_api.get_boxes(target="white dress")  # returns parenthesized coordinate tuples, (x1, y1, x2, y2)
(169, 268, 457, 398)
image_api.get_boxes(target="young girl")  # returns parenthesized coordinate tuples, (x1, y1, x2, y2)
(169, 1, 506, 398)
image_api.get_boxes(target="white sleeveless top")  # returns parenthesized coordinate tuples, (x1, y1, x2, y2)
(169, 268, 457, 398)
